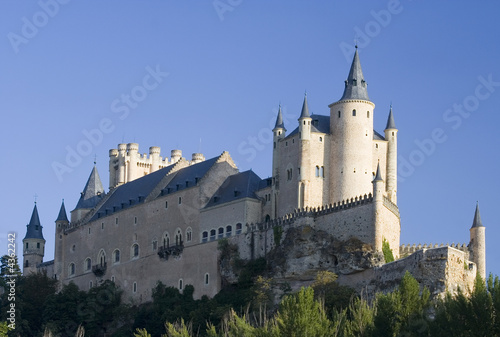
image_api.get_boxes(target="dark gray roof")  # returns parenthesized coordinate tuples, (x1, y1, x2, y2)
(471, 203, 484, 228)
(385, 106, 397, 130)
(90, 157, 220, 220)
(55, 200, 69, 222)
(258, 177, 272, 190)
(162, 157, 218, 195)
(74, 166, 105, 210)
(288, 114, 330, 137)
(23, 204, 44, 240)
(373, 130, 385, 140)
(299, 94, 310, 119)
(274, 105, 286, 130)
(373, 162, 383, 182)
(90, 163, 176, 221)
(205, 170, 262, 208)
(340, 48, 370, 101)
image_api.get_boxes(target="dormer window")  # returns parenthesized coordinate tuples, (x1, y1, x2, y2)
(352, 79, 357, 86)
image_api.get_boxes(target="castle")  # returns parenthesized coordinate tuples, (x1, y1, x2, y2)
(22, 48, 485, 301)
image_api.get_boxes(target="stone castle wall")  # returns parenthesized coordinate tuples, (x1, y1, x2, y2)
(337, 246, 476, 297)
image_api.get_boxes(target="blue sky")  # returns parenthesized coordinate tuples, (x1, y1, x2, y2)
(2, 1, 499, 279)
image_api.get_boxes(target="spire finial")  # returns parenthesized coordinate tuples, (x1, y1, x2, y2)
(33, 193, 38, 204)
(94, 154, 97, 165)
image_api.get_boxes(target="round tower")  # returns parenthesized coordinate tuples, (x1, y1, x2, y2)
(109, 148, 118, 189)
(126, 143, 139, 182)
(384, 106, 398, 204)
(171, 149, 182, 163)
(272, 104, 286, 219)
(191, 153, 205, 164)
(117, 143, 127, 185)
(329, 47, 375, 203)
(23, 203, 46, 274)
(469, 203, 486, 280)
(149, 146, 161, 172)
(54, 200, 69, 281)
(372, 163, 384, 252)
(298, 94, 312, 208)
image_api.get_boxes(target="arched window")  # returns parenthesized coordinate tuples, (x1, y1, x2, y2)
(205, 273, 209, 285)
(218, 227, 224, 239)
(367, 111, 370, 118)
(113, 249, 120, 263)
(179, 279, 183, 290)
(320, 166, 324, 178)
(225, 225, 232, 237)
(85, 258, 91, 271)
(175, 228, 182, 246)
(338, 111, 341, 118)
(132, 244, 139, 258)
(163, 232, 170, 248)
(69, 263, 75, 276)
(236, 223, 242, 235)
(202, 231, 208, 243)
(186, 227, 192, 242)
(25, 260, 29, 268)
(210, 229, 216, 241)
(98, 250, 106, 266)
(352, 109, 356, 116)
(315, 166, 320, 177)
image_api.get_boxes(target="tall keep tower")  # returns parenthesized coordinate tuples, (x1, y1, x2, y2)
(329, 47, 375, 203)
(469, 203, 486, 280)
(22, 203, 46, 274)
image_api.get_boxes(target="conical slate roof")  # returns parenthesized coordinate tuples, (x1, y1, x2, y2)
(23, 204, 44, 240)
(471, 203, 484, 228)
(340, 48, 370, 101)
(373, 162, 383, 182)
(299, 94, 310, 119)
(385, 105, 397, 130)
(56, 200, 69, 222)
(74, 165, 105, 210)
(274, 105, 285, 130)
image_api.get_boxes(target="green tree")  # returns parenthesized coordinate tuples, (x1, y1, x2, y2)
(373, 271, 430, 337)
(274, 287, 332, 337)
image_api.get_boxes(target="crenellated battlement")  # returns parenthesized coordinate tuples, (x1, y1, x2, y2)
(109, 143, 206, 188)
(400, 242, 469, 256)
(246, 193, 374, 233)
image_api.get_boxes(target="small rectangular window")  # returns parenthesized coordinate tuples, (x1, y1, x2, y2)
(178, 197, 182, 204)
(165, 201, 168, 208)
(115, 218, 118, 225)
(134, 217, 137, 224)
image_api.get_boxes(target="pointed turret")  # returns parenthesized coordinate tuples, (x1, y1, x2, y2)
(298, 93, 312, 141)
(340, 47, 370, 101)
(471, 202, 484, 228)
(71, 165, 105, 222)
(23, 203, 46, 273)
(23, 203, 44, 240)
(273, 105, 286, 131)
(373, 162, 383, 182)
(469, 202, 486, 280)
(56, 200, 69, 223)
(384, 105, 398, 203)
(299, 93, 310, 119)
(74, 165, 105, 210)
(385, 105, 397, 130)
(54, 199, 68, 281)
